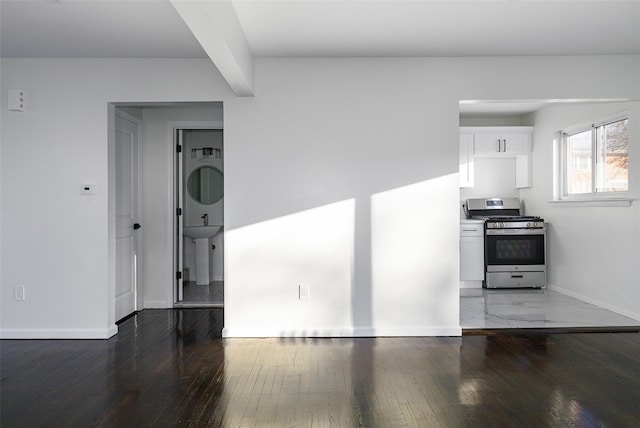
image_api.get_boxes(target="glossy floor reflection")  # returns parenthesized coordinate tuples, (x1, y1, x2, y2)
(461, 288, 640, 329)
(179, 280, 224, 306)
(2, 309, 640, 426)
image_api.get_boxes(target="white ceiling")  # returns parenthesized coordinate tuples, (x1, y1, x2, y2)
(2, 0, 639, 111)
(233, 0, 640, 57)
(2, 0, 639, 59)
(0, 0, 207, 58)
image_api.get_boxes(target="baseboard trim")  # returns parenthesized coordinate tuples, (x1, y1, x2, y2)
(143, 300, 171, 309)
(0, 325, 118, 339)
(548, 283, 640, 322)
(460, 280, 483, 289)
(222, 325, 462, 338)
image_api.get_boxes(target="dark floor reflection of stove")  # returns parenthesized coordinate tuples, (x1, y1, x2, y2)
(179, 281, 224, 307)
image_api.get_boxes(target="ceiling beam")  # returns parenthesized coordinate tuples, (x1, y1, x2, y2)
(170, 0, 254, 97)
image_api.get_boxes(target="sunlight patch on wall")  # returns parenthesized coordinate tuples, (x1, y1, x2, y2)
(370, 173, 460, 333)
(224, 199, 356, 337)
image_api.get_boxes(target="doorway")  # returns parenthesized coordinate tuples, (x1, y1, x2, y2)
(109, 103, 224, 326)
(175, 127, 224, 307)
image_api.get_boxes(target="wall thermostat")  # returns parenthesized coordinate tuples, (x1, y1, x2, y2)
(81, 184, 96, 195)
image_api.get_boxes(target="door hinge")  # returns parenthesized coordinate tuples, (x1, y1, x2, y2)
(176, 271, 182, 280)
(177, 208, 182, 216)
(176, 144, 182, 153)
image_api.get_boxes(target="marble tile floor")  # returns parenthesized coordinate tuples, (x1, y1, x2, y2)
(461, 288, 640, 330)
(176, 280, 224, 307)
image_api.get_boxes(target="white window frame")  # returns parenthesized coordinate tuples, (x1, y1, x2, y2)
(552, 112, 631, 207)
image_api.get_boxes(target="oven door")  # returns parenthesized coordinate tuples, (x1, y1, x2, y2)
(485, 228, 545, 270)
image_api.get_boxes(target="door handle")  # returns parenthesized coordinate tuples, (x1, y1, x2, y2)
(133, 223, 142, 230)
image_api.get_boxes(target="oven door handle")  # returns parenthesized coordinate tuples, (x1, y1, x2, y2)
(486, 228, 545, 235)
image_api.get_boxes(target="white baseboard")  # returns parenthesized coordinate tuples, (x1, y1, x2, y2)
(143, 299, 171, 309)
(548, 283, 640, 322)
(460, 280, 483, 289)
(0, 325, 118, 339)
(222, 325, 462, 338)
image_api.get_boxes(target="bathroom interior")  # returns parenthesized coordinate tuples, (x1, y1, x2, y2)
(180, 129, 224, 306)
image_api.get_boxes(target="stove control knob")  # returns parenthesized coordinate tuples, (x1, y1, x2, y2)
(527, 222, 532, 227)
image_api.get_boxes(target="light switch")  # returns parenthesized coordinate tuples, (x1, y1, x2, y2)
(8, 89, 24, 111)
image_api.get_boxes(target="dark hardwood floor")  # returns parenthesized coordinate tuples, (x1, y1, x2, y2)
(2, 309, 640, 427)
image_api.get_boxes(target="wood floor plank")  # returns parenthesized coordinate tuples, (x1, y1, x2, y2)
(2, 309, 640, 427)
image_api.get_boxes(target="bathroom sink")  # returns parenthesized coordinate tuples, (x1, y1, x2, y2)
(183, 225, 223, 239)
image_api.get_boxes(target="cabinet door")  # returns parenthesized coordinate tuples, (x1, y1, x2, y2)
(515, 155, 531, 188)
(502, 133, 531, 155)
(459, 133, 474, 187)
(460, 236, 485, 280)
(473, 133, 502, 157)
(474, 132, 531, 157)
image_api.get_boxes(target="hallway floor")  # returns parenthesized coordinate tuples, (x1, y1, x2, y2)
(178, 280, 224, 306)
(461, 288, 640, 330)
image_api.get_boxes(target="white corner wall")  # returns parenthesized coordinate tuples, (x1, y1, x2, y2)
(2, 55, 639, 338)
(520, 101, 640, 321)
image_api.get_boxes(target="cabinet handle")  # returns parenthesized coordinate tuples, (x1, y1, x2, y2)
(496, 139, 501, 152)
(503, 139, 507, 152)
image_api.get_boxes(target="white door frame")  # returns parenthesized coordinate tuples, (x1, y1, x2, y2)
(168, 121, 223, 305)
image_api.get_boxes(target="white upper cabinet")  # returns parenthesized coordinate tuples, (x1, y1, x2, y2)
(459, 126, 533, 188)
(472, 128, 532, 157)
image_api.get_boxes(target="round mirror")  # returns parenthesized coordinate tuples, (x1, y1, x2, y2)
(187, 166, 223, 205)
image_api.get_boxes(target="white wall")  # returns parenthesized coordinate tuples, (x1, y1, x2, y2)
(2, 55, 639, 338)
(0, 59, 233, 338)
(223, 58, 461, 337)
(460, 115, 533, 127)
(521, 101, 640, 320)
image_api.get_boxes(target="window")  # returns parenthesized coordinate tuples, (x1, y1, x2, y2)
(561, 116, 629, 199)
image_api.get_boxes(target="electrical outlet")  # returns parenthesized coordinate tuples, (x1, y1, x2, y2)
(14, 285, 25, 301)
(299, 284, 310, 300)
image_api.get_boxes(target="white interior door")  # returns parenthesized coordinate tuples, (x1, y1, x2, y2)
(115, 114, 140, 320)
(176, 129, 184, 302)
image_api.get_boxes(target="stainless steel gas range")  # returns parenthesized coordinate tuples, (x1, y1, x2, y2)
(466, 198, 546, 289)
